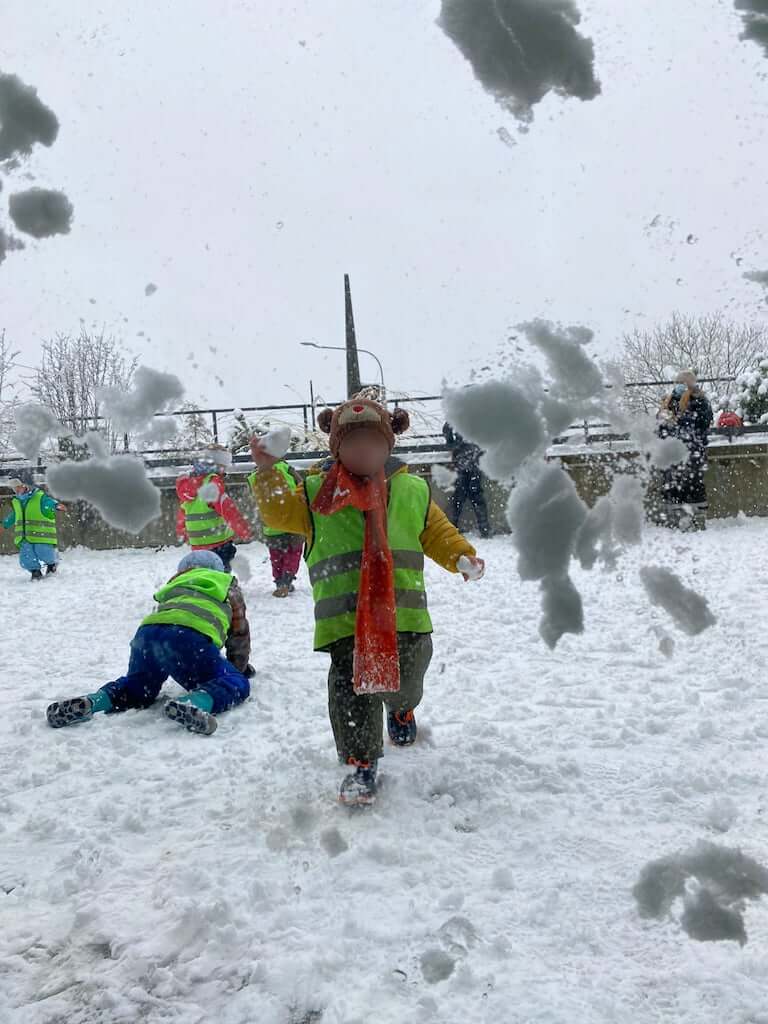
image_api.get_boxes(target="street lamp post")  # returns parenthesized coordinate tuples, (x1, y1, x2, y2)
(300, 342, 386, 397)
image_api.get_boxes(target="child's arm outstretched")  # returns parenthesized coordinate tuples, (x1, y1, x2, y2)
(420, 500, 483, 578)
(248, 448, 312, 540)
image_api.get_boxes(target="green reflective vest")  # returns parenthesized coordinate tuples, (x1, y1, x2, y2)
(248, 461, 299, 538)
(182, 474, 234, 548)
(141, 568, 233, 647)
(12, 490, 58, 547)
(304, 469, 433, 650)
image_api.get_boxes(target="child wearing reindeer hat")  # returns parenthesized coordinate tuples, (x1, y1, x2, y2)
(249, 397, 484, 805)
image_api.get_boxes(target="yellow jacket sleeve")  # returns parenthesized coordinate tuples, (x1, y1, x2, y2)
(420, 500, 476, 572)
(249, 467, 312, 539)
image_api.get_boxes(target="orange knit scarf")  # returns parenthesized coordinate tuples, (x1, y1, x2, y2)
(311, 462, 400, 694)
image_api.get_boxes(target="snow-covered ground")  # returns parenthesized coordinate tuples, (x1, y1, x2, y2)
(2, 522, 768, 1023)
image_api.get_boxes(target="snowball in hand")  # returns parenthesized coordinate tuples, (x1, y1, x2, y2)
(47, 456, 161, 534)
(457, 555, 484, 580)
(196, 480, 220, 503)
(259, 426, 292, 459)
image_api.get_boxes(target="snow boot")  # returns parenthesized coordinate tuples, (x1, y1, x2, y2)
(273, 584, 290, 598)
(30, 569, 43, 582)
(45, 563, 58, 576)
(164, 697, 218, 736)
(339, 758, 378, 806)
(387, 708, 418, 746)
(46, 696, 94, 728)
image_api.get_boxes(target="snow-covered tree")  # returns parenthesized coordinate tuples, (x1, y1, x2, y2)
(0, 329, 22, 455)
(33, 328, 137, 454)
(619, 312, 766, 414)
(715, 358, 768, 424)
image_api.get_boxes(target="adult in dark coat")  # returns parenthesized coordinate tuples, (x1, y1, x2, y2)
(442, 422, 491, 538)
(657, 371, 713, 530)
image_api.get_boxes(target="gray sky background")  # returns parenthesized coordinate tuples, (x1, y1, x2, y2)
(2, 0, 768, 409)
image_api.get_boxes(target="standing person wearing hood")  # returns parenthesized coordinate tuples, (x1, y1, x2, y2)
(176, 445, 251, 570)
(656, 371, 713, 531)
(2, 473, 66, 581)
(45, 551, 252, 736)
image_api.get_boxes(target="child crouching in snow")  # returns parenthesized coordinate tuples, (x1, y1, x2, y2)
(249, 398, 485, 805)
(46, 551, 252, 736)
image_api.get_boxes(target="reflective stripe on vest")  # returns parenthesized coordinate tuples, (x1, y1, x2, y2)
(249, 462, 299, 538)
(304, 470, 432, 649)
(140, 568, 233, 647)
(182, 474, 234, 548)
(12, 491, 58, 547)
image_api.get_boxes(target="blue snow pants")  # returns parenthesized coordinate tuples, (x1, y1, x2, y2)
(102, 625, 250, 715)
(19, 541, 58, 572)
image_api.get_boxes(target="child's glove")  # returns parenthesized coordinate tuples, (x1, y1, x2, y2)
(457, 555, 485, 581)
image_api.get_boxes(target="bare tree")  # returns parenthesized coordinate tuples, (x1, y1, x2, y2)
(618, 312, 767, 413)
(32, 328, 137, 451)
(0, 330, 23, 455)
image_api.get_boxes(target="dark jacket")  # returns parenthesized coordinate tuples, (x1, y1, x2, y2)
(659, 389, 713, 451)
(442, 423, 482, 472)
(677, 392, 713, 449)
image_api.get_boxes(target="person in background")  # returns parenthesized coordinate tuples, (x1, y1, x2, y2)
(248, 458, 304, 597)
(657, 370, 714, 531)
(442, 421, 491, 539)
(176, 444, 251, 571)
(2, 473, 66, 581)
(46, 550, 252, 736)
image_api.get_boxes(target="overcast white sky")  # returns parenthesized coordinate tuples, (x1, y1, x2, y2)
(3, 0, 768, 410)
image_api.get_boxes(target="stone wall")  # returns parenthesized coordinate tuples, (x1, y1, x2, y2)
(556, 441, 768, 516)
(4, 439, 761, 556)
(0, 463, 511, 555)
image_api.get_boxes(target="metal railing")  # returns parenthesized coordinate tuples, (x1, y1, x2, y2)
(0, 378, 757, 472)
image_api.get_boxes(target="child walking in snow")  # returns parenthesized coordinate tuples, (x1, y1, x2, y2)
(46, 551, 252, 736)
(176, 445, 251, 571)
(248, 459, 304, 597)
(2, 475, 66, 581)
(250, 398, 484, 805)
